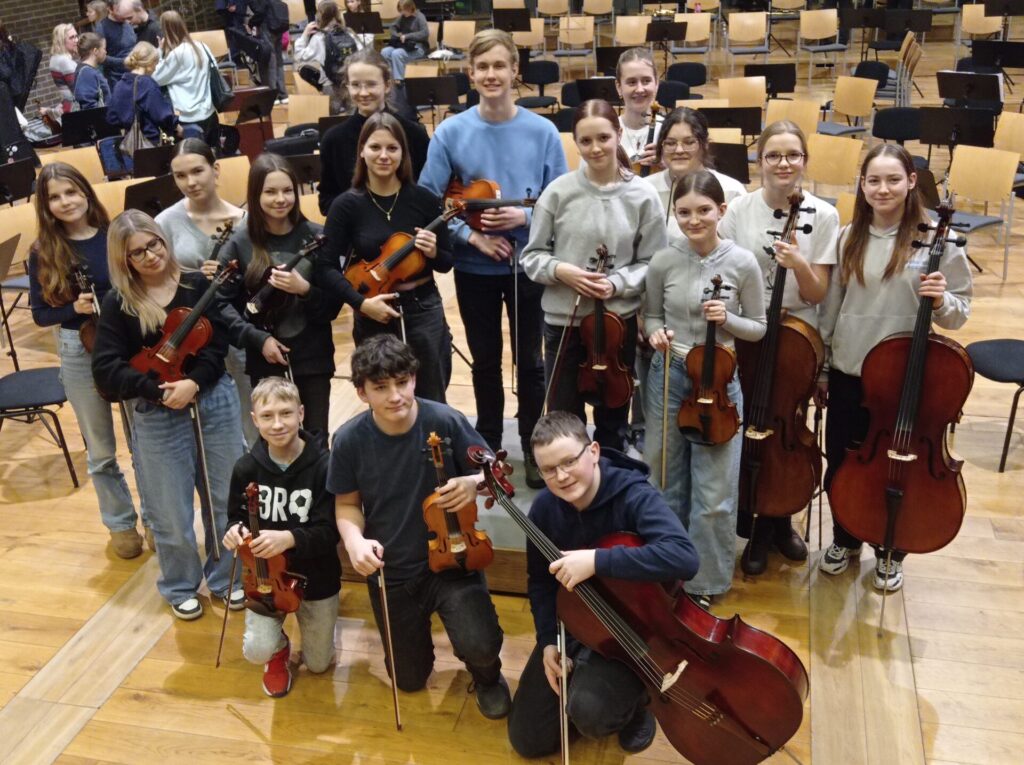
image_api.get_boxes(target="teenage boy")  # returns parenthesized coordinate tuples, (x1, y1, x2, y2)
(327, 334, 511, 718)
(222, 377, 341, 698)
(506, 411, 700, 758)
(418, 29, 568, 488)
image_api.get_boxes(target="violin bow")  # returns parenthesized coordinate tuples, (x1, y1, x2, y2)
(374, 546, 402, 732)
(190, 402, 220, 561)
(215, 547, 240, 668)
(543, 295, 581, 415)
(661, 345, 671, 492)
(557, 619, 570, 765)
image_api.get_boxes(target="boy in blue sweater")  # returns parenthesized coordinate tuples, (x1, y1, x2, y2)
(506, 411, 700, 758)
(418, 29, 567, 488)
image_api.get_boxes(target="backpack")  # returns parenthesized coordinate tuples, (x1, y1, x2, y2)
(323, 27, 357, 86)
(264, 0, 290, 35)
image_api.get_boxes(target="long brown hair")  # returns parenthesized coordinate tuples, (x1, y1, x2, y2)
(840, 144, 927, 287)
(573, 99, 632, 175)
(160, 10, 201, 64)
(351, 112, 413, 190)
(33, 163, 110, 307)
(245, 153, 305, 289)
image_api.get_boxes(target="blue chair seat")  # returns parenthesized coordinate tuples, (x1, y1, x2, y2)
(818, 121, 867, 136)
(0, 367, 68, 409)
(729, 45, 770, 55)
(966, 339, 1024, 472)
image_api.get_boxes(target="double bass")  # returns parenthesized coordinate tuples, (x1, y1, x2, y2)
(578, 244, 633, 410)
(470, 447, 809, 765)
(238, 482, 306, 616)
(830, 202, 973, 561)
(736, 193, 824, 522)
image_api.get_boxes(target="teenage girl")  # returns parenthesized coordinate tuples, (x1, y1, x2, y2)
(615, 47, 661, 174)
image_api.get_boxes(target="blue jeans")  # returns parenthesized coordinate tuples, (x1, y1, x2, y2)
(58, 329, 138, 533)
(225, 344, 258, 448)
(381, 44, 425, 81)
(644, 350, 742, 597)
(131, 374, 243, 606)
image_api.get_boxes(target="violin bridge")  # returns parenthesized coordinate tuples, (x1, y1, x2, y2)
(887, 450, 917, 462)
(660, 660, 688, 693)
(744, 427, 774, 441)
(592, 363, 608, 371)
(449, 537, 467, 554)
(370, 269, 385, 283)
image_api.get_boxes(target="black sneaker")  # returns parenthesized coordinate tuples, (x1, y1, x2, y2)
(523, 453, 545, 490)
(618, 707, 656, 754)
(740, 534, 771, 576)
(774, 527, 809, 562)
(474, 674, 511, 719)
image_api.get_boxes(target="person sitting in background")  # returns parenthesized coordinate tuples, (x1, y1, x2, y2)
(107, 42, 181, 143)
(293, 0, 356, 112)
(73, 32, 110, 110)
(119, 0, 161, 46)
(95, 0, 136, 87)
(343, 0, 374, 50)
(49, 23, 79, 113)
(381, 0, 428, 86)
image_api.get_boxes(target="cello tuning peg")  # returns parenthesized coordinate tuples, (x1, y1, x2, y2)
(766, 229, 783, 237)
(952, 235, 967, 247)
(798, 224, 813, 234)
(773, 208, 786, 219)
(483, 497, 496, 509)
(917, 223, 933, 233)
(763, 246, 776, 257)
(499, 461, 513, 476)
(800, 206, 816, 214)
(911, 239, 927, 248)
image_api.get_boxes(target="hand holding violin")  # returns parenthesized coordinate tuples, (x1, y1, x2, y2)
(919, 270, 947, 308)
(702, 299, 727, 326)
(73, 292, 95, 315)
(200, 259, 220, 280)
(555, 262, 614, 300)
(267, 266, 310, 296)
(478, 206, 527, 232)
(542, 644, 574, 696)
(160, 379, 199, 409)
(648, 327, 675, 353)
(262, 336, 290, 365)
(360, 293, 401, 323)
(413, 227, 437, 258)
(434, 474, 478, 510)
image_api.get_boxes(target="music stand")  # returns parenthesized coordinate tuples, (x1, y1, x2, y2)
(124, 173, 184, 218)
(576, 77, 623, 106)
(646, 20, 687, 78)
(937, 70, 1004, 111)
(61, 107, 121, 147)
(840, 7, 883, 59)
(0, 158, 35, 205)
(918, 106, 995, 171)
(404, 76, 459, 129)
(132, 144, 177, 179)
(708, 143, 750, 185)
(698, 106, 763, 139)
(984, 0, 1024, 40)
(344, 11, 384, 35)
(596, 46, 631, 77)
(744, 63, 797, 98)
(285, 153, 322, 192)
(971, 39, 1024, 68)
(231, 87, 277, 159)
(493, 9, 530, 34)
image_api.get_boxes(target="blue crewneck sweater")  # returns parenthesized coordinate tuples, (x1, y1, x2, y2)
(525, 448, 700, 646)
(28, 230, 111, 331)
(418, 105, 567, 276)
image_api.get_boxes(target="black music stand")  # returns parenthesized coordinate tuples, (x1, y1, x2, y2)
(596, 46, 631, 77)
(698, 106, 763, 139)
(404, 76, 459, 129)
(984, 0, 1024, 40)
(285, 153, 322, 192)
(576, 77, 623, 106)
(493, 9, 530, 34)
(61, 107, 121, 147)
(971, 39, 1024, 91)
(124, 173, 184, 218)
(344, 11, 384, 35)
(918, 106, 995, 171)
(0, 158, 35, 205)
(233, 87, 277, 126)
(646, 20, 687, 79)
(744, 63, 797, 98)
(132, 144, 177, 179)
(840, 6, 883, 57)
(708, 143, 750, 185)
(937, 69, 1003, 111)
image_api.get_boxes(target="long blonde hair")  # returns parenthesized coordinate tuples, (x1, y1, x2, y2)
(107, 210, 182, 335)
(50, 23, 76, 56)
(33, 163, 110, 307)
(160, 10, 201, 65)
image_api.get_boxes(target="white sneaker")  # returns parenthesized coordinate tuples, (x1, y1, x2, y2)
(171, 597, 204, 620)
(873, 557, 904, 592)
(819, 543, 858, 575)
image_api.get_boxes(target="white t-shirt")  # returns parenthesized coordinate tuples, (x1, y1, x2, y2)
(719, 188, 839, 328)
(620, 116, 663, 166)
(645, 168, 748, 240)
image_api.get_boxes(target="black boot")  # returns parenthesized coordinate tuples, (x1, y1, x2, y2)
(740, 531, 771, 576)
(774, 522, 808, 562)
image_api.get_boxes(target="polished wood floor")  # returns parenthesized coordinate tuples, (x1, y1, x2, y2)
(1, 20, 1022, 765)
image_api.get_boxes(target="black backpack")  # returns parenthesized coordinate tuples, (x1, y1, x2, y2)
(323, 28, 357, 86)
(259, 0, 290, 35)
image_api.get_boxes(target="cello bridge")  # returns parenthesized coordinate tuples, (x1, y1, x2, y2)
(744, 427, 774, 441)
(660, 660, 688, 693)
(886, 449, 917, 462)
(697, 397, 713, 405)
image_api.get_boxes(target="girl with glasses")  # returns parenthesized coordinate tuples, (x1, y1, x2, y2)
(92, 210, 244, 621)
(718, 120, 839, 576)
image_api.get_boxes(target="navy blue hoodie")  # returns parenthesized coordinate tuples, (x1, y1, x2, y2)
(228, 432, 341, 601)
(107, 72, 178, 142)
(526, 448, 700, 647)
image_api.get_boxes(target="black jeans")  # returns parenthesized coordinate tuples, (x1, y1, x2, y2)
(507, 640, 647, 758)
(366, 569, 504, 692)
(542, 315, 638, 452)
(353, 281, 452, 404)
(250, 371, 331, 438)
(453, 269, 545, 451)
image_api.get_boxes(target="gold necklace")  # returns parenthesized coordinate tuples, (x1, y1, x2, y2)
(367, 188, 400, 221)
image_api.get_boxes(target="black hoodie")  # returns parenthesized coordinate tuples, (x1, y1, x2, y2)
(228, 432, 341, 600)
(526, 448, 700, 647)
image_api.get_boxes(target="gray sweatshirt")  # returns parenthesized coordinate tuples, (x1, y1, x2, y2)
(155, 200, 247, 270)
(521, 167, 667, 326)
(820, 223, 972, 377)
(644, 237, 767, 358)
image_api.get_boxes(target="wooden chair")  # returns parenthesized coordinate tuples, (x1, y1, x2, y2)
(819, 75, 877, 136)
(427, 21, 439, 51)
(583, 0, 615, 36)
(555, 16, 595, 78)
(287, 94, 331, 126)
(538, 0, 571, 23)
(292, 75, 320, 95)
(834, 190, 856, 227)
(955, 4, 1002, 63)
(513, 18, 547, 56)
(442, 19, 478, 60)
(685, 0, 721, 46)
(686, 98, 729, 109)
(405, 61, 440, 78)
(671, 12, 713, 66)
(285, 0, 306, 25)
(719, 75, 767, 108)
(614, 16, 651, 47)
(299, 193, 326, 225)
(804, 133, 864, 193)
(0, 203, 38, 270)
(723, 12, 769, 74)
(797, 9, 847, 86)
(40, 146, 105, 185)
(560, 133, 581, 170)
(765, 98, 820, 141)
(217, 155, 252, 207)
(372, 0, 400, 22)
(708, 127, 743, 144)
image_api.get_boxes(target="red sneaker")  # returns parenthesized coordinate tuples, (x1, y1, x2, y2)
(262, 635, 292, 698)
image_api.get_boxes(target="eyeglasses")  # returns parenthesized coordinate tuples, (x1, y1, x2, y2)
(762, 151, 806, 166)
(662, 138, 700, 152)
(126, 237, 165, 263)
(536, 443, 591, 480)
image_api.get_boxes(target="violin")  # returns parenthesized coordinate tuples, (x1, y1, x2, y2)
(238, 482, 306, 617)
(630, 104, 659, 178)
(444, 177, 537, 230)
(344, 203, 465, 299)
(677, 275, 740, 446)
(470, 447, 809, 765)
(736, 193, 824, 520)
(578, 244, 633, 410)
(245, 234, 327, 328)
(130, 261, 238, 383)
(830, 201, 973, 557)
(72, 265, 100, 353)
(422, 432, 493, 573)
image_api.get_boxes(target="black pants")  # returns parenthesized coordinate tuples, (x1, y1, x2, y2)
(825, 369, 906, 560)
(353, 282, 452, 404)
(453, 269, 545, 451)
(250, 371, 331, 439)
(366, 570, 503, 692)
(542, 315, 638, 452)
(507, 640, 646, 758)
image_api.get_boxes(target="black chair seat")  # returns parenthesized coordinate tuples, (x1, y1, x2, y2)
(967, 340, 1024, 385)
(0, 367, 68, 409)
(804, 43, 848, 54)
(516, 96, 558, 110)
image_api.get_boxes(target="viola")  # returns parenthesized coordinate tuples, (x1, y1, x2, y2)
(130, 261, 238, 383)
(630, 104, 659, 178)
(238, 482, 306, 617)
(578, 244, 633, 410)
(245, 234, 327, 328)
(71, 265, 100, 353)
(470, 447, 809, 765)
(830, 202, 973, 556)
(677, 275, 740, 446)
(444, 177, 537, 231)
(422, 432, 493, 573)
(736, 193, 824, 519)
(345, 203, 465, 299)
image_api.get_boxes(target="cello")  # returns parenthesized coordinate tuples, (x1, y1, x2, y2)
(238, 482, 307, 616)
(470, 446, 809, 765)
(677, 275, 740, 445)
(736, 193, 824, 523)
(578, 244, 634, 410)
(829, 202, 973, 595)
(245, 234, 327, 327)
(422, 432, 494, 573)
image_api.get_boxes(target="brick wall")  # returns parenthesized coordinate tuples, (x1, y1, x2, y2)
(1, 0, 219, 116)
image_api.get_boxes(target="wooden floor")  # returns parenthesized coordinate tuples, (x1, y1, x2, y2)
(1, 22, 1022, 765)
